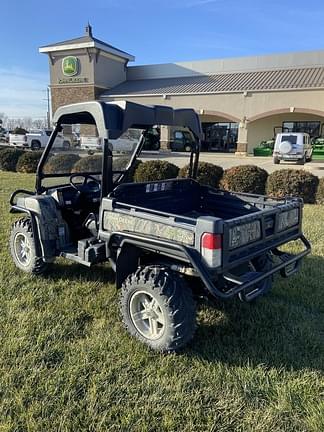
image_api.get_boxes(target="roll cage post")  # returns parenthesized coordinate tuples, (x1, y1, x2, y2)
(191, 139, 200, 179)
(35, 125, 62, 194)
(102, 129, 200, 198)
(101, 138, 113, 199)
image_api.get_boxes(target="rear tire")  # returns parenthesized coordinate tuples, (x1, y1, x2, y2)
(184, 145, 192, 152)
(9, 217, 47, 274)
(120, 266, 196, 352)
(273, 157, 280, 164)
(31, 140, 41, 150)
(152, 142, 160, 151)
(297, 154, 306, 165)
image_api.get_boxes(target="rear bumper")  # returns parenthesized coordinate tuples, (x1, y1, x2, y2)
(275, 153, 303, 161)
(185, 234, 311, 300)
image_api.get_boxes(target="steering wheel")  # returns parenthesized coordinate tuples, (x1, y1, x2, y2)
(70, 173, 101, 194)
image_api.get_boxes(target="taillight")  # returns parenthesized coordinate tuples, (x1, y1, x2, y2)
(201, 233, 222, 268)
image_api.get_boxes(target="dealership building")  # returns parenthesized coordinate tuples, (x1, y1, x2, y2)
(40, 25, 324, 154)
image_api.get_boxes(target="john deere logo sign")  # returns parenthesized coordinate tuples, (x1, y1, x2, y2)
(62, 56, 79, 77)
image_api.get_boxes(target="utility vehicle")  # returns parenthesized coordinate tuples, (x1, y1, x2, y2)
(9, 129, 71, 150)
(273, 132, 313, 164)
(9, 101, 311, 352)
(80, 134, 138, 153)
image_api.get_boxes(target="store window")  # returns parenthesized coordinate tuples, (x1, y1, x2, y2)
(282, 121, 320, 138)
(202, 122, 238, 152)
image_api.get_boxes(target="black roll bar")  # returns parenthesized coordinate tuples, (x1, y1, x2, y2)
(35, 125, 61, 193)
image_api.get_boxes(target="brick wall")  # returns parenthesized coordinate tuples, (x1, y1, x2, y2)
(51, 85, 104, 114)
(51, 85, 105, 136)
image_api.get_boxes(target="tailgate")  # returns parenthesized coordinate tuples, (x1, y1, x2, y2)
(222, 201, 302, 269)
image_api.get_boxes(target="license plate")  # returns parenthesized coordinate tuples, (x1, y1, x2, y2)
(229, 221, 261, 249)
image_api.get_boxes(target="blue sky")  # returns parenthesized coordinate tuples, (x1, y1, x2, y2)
(0, 0, 324, 118)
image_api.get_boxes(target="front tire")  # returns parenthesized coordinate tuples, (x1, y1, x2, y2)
(63, 140, 71, 149)
(120, 266, 196, 352)
(9, 217, 47, 274)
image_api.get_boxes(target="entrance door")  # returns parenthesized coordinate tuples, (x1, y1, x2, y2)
(282, 121, 321, 138)
(202, 122, 238, 152)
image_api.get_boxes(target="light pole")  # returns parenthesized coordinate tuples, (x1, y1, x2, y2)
(46, 86, 51, 129)
(43, 86, 51, 129)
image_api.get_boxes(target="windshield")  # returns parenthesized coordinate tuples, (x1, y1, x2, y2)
(39, 121, 198, 190)
(41, 127, 143, 189)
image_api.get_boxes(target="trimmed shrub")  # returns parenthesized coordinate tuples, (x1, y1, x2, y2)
(134, 160, 179, 182)
(267, 169, 319, 204)
(13, 127, 27, 135)
(316, 178, 324, 204)
(72, 155, 102, 173)
(44, 153, 80, 174)
(178, 162, 223, 187)
(16, 151, 42, 173)
(0, 148, 24, 171)
(221, 165, 268, 195)
(72, 155, 142, 182)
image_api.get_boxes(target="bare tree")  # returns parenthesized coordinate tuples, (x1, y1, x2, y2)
(32, 119, 46, 129)
(0, 113, 47, 131)
(0, 112, 8, 128)
(23, 117, 33, 130)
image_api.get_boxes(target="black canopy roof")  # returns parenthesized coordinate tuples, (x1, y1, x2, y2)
(52, 100, 202, 140)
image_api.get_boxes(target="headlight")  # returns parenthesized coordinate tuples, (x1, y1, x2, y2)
(278, 209, 299, 231)
(229, 221, 261, 249)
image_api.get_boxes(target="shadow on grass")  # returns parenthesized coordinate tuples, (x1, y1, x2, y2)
(187, 255, 324, 372)
(41, 260, 115, 285)
(40, 255, 323, 371)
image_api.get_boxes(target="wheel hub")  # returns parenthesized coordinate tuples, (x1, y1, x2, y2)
(129, 291, 166, 340)
(14, 233, 31, 266)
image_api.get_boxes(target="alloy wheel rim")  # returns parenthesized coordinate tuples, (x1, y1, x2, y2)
(14, 233, 31, 266)
(129, 291, 166, 340)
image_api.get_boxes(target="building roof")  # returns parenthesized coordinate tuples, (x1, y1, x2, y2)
(102, 66, 324, 97)
(39, 24, 134, 61)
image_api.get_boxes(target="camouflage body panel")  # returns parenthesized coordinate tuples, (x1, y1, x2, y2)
(103, 211, 195, 245)
(17, 195, 69, 259)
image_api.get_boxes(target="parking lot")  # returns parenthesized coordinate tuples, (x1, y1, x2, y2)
(141, 151, 324, 178)
(2, 141, 324, 178)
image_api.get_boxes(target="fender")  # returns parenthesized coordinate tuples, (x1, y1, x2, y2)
(10, 194, 69, 261)
(10, 205, 43, 258)
(115, 243, 142, 288)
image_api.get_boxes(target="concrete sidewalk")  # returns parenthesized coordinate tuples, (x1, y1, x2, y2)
(140, 152, 324, 178)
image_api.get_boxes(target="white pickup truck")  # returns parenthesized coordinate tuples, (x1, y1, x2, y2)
(9, 129, 71, 150)
(80, 130, 140, 153)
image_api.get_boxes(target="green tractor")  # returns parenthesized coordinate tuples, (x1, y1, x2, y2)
(253, 139, 275, 156)
(311, 125, 324, 160)
(253, 126, 290, 157)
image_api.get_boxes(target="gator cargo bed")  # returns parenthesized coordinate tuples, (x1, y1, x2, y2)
(109, 178, 299, 221)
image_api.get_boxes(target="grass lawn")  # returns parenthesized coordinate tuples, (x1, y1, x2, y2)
(0, 171, 323, 432)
